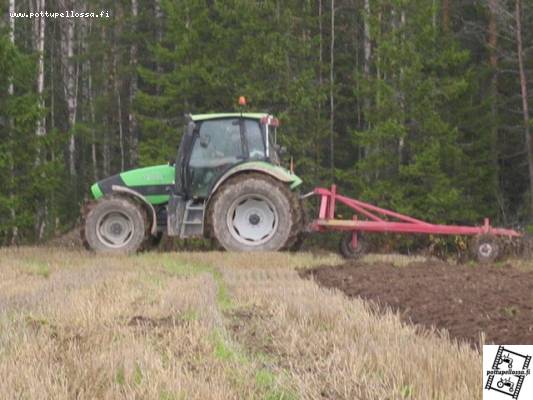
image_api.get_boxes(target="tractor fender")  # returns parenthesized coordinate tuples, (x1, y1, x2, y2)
(207, 163, 299, 203)
(204, 163, 302, 230)
(111, 185, 158, 235)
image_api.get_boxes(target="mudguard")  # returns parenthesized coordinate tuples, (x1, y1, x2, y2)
(110, 185, 158, 235)
(208, 161, 302, 200)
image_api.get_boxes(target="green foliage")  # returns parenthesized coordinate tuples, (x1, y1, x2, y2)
(137, 0, 328, 186)
(2, 0, 533, 245)
(0, 32, 66, 244)
(0, 35, 38, 242)
(352, 0, 486, 223)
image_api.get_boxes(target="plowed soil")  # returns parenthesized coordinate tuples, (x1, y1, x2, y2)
(301, 261, 533, 348)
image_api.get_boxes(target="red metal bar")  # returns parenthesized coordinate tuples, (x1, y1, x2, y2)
(311, 186, 522, 238)
(341, 198, 385, 222)
(328, 184, 336, 219)
(339, 195, 432, 225)
(314, 187, 431, 225)
(318, 195, 328, 219)
(351, 216, 358, 249)
(483, 218, 490, 234)
(314, 219, 521, 237)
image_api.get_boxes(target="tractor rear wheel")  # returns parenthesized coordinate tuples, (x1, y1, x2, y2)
(209, 174, 299, 252)
(83, 196, 147, 253)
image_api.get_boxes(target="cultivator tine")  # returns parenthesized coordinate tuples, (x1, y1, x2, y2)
(503, 234, 533, 259)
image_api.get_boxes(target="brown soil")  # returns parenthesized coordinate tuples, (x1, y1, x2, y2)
(301, 261, 533, 348)
(47, 227, 84, 248)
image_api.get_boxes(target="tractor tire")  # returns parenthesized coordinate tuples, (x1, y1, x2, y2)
(82, 195, 147, 253)
(144, 231, 163, 250)
(286, 198, 306, 251)
(209, 173, 300, 252)
(339, 232, 367, 259)
(471, 234, 501, 264)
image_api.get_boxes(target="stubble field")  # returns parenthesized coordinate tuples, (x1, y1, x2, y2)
(2, 247, 525, 399)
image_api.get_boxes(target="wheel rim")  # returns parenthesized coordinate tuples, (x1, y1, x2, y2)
(96, 210, 134, 248)
(479, 243, 494, 258)
(344, 234, 363, 255)
(227, 194, 278, 246)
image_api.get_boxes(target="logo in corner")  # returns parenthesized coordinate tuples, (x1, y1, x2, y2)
(484, 345, 532, 399)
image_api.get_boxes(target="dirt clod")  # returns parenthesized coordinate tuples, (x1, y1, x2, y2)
(301, 261, 533, 348)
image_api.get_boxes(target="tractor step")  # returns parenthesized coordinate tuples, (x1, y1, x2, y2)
(180, 200, 205, 238)
(167, 196, 205, 238)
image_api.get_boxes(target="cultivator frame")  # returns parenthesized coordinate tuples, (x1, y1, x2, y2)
(309, 185, 522, 261)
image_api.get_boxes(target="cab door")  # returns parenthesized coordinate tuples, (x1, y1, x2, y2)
(187, 118, 244, 198)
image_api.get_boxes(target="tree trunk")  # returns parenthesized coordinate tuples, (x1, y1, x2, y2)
(9, 0, 18, 244)
(442, 0, 450, 31)
(398, 8, 406, 166)
(129, 0, 139, 168)
(363, 0, 371, 78)
(329, 0, 335, 178)
(487, 0, 503, 220)
(88, 61, 98, 181)
(154, 0, 163, 95)
(100, 25, 110, 177)
(35, 0, 47, 240)
(515, 0, 533, 218)
(35, 0, 46, 137)
(61, 4, 78, 177)
(79, 18, 97, 181)
(362, 0, 371, 163)
(113, 49, 125, 171)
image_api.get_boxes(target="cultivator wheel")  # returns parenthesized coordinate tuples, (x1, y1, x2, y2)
(468, 233, 532, 263)
(471, 234, 501, 264)
(339, 233, 367, 259)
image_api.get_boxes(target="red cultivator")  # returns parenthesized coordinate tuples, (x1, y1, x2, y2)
(309, 185, 523, 263)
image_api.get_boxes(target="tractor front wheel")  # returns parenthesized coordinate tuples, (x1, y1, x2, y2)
(83, 196, 147, 253)
(209, 174, 299, 252)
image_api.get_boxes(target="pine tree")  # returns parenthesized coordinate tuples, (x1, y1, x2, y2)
(353, 0, 480, 223)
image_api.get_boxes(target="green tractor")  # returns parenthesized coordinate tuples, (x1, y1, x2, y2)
(82, 112, 304, 253)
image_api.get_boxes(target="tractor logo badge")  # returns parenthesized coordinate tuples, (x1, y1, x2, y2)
(484, 345, 532, 399)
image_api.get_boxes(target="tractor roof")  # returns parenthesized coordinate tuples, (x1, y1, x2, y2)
(191, 113, 269, 122)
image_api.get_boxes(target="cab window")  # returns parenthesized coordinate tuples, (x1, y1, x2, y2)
(244, 119, 265, 159)
(188, 118, 242, 197)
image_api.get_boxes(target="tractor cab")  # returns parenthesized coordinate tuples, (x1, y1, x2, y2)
(176, 113, 281, 199)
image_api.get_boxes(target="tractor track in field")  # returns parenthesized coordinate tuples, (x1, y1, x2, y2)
(301, 261, 533, 348)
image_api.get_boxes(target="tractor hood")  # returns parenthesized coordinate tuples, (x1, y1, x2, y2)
(90, 164, 175, 205)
